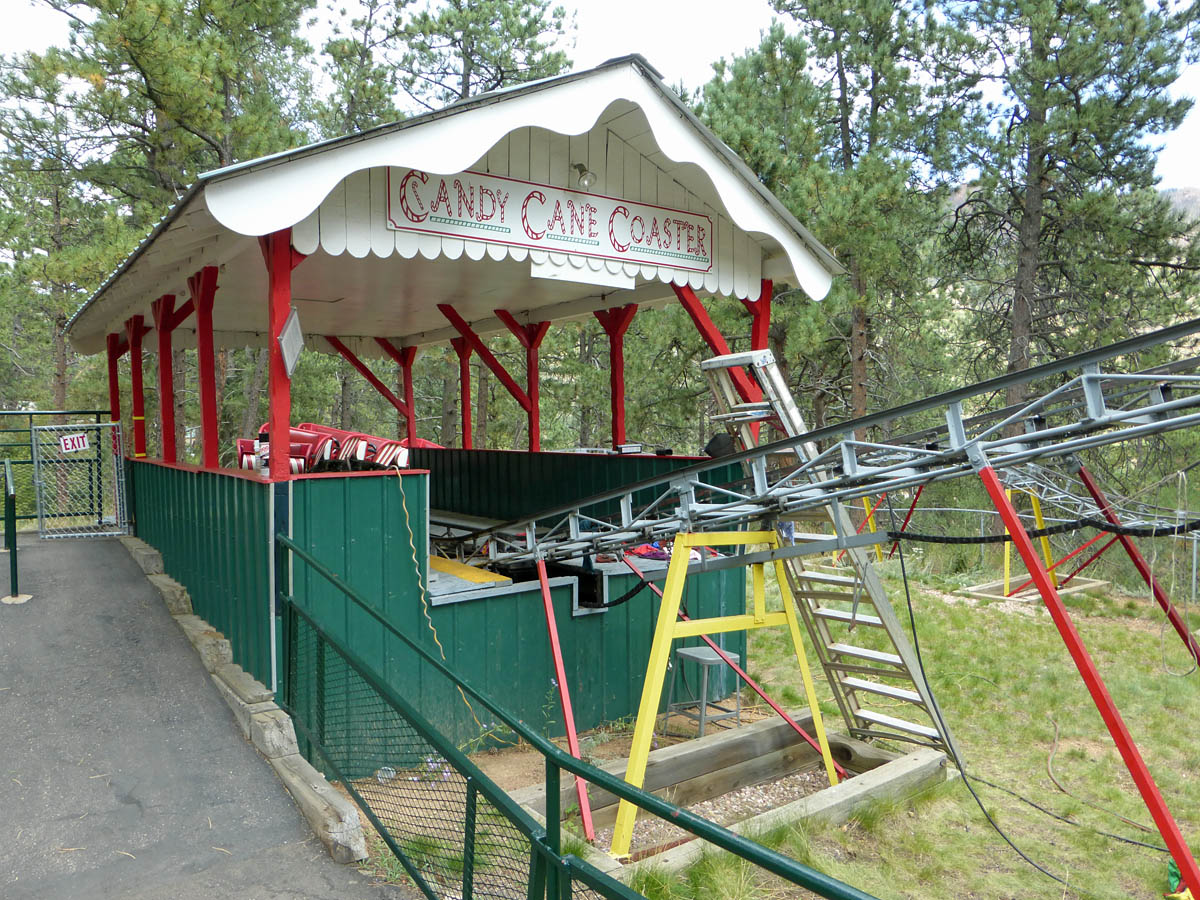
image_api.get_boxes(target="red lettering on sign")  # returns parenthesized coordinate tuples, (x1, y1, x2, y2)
(398, 169, 429, 223)
(522, 191, 547, 239)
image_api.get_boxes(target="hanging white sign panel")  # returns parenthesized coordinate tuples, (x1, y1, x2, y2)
(386, 167, 713, 273)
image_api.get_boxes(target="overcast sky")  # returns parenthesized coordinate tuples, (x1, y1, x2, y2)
(3, 0, 1197, 190)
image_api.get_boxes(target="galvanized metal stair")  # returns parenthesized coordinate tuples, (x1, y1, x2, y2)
(701, 350, 956, 754)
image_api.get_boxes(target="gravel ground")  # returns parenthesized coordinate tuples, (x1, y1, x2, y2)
(595, 766, 839, 856)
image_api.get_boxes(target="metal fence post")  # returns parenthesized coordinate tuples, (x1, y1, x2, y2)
(5, 461, 17, 598)
(463, 779, 477, 900)
(544, 759, 561, 900)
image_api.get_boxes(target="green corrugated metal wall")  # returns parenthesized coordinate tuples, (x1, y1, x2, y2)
(288, 469, 745, 757)
(129, 461, 272, 686)
(409, 447, 744, 524)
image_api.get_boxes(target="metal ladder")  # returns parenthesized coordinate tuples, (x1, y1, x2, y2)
(702, 349, 956, 754)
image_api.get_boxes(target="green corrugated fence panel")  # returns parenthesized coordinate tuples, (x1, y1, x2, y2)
(129, 461, 272, 686)
(408, 447, 744, 524)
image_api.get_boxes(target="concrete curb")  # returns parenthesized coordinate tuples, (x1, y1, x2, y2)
(117, 537, 369, 865)
(620, 747, 950, 878)
(118, 535, 163, 574)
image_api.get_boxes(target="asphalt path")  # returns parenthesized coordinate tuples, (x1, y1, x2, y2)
(0, 535, 416, 899)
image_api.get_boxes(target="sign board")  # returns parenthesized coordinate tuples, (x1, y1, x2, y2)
(59, 433, 90, 454)
(387, 167, 713, 273)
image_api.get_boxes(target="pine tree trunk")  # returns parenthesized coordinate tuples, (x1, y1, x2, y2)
(474, 361, 488, 449)
(440, 349, 456, 444)
(173, 349, 187, 457)
(240, 349, 268, 439)
(338, 365, 352, 430)
(52, 313, 68, 424)
(1008, 100, 1048, 409)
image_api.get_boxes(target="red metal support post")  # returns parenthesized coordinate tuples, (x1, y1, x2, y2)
(150, 294, 177, 462)
(980, 465, 1200, 893)
(593, 304, 638, 449)
(450, 338, 472, 449)
(495, 310, 550, 452)
(105, 333, 124, 426)
(535, 558, 595, 841)
(188, 266, 221, 469)
(259, 231, 306, 481)
(1074, 462, 1200, 666)
(738, 279, 773, 352)
(124, 316, 149, 458)
(375, 339, 419, 445)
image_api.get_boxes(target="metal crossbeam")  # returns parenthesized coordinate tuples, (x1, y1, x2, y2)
(458, 346, 1200, 566)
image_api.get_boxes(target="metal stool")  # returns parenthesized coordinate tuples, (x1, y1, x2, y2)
(664, 645, 742, 737)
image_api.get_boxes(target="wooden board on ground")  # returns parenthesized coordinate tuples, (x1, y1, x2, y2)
(958, 575, 1107, 603)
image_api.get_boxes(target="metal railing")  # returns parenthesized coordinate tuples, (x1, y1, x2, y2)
(276, 532, 879, 900)
(0, 410, 109, 521)
(4, 460, 17, 598)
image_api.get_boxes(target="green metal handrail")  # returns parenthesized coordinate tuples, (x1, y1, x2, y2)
(4, 460, 17, 597)
(277, 531, 880, 900)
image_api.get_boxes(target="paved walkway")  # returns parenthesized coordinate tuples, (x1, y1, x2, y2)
(0, 536, 415, 899)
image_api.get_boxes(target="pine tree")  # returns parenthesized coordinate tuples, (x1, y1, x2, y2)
(947, 0, 1200, 401)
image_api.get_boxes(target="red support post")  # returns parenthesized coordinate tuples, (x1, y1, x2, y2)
(105, 333, 123, 426)
(1074, 463, 1200, 666)
(593, 304, 638, 449)
(150, 294, 178, 463)
(124, 316, 148, 458)
(738, 279, 773, 351)
(535, 557, 595, 841)
(259, 231, 306, 481)
(980, 465, 1200, 894)
(495, 311, 550, 452)
(375, 339, 419, 445)
(451, 338, 472, 449)
(188, 266, 221, 469)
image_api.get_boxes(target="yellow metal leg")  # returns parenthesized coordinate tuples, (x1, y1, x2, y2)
(776, 557, 840, 785)
(863, 497, 883, 562)
(610, 534, 692, 857)
(1028, 492, 1057, 588)
(1003, 489, 1013, 594)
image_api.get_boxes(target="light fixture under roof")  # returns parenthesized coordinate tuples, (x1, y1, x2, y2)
(572, 163, 597, 190)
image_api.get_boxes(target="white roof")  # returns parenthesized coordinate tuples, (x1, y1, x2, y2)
(66, 55, 841, 357)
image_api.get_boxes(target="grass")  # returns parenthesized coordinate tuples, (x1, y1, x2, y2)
(631, 557, 1200, 899)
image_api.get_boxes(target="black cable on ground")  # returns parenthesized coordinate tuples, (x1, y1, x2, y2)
(883, 491, 1078, 891)
(888, 515, 1200, 545)
(968, 774, 1168, 854)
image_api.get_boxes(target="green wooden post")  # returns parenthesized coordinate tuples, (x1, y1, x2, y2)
(544, 758, 560, 900)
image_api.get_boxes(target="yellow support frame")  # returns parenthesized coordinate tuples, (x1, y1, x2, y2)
(609, 531, 840, 858)
(1003, 490, 1057, 594)
(862, 497, 884, 562)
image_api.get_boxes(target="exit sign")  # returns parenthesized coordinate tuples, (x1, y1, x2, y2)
(59, 433, 90, 453)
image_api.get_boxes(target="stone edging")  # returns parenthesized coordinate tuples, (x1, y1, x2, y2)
(117, 535, 368, 864)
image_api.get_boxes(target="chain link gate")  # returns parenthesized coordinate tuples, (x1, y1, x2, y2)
(30, 422, 129, 539)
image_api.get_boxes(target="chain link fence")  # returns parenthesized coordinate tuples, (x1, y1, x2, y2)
(278, 533, 879, 900)
(30, 422, 129, 539)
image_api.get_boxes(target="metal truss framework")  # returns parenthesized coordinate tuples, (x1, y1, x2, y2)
(441, 316, 1200, 890)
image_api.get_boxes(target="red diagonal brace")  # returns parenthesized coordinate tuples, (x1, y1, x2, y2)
(495, 311, 550, 451)
(594, 304, 638, 449)
(738, 279, 772, 351)
(671, 283, 761, 405)
(438, 305, 530, 411)
(376, 339, 419, 444)
(450, 338, 473, 449)
(981, 465, 1200, 894)
(1074, 463, 1200, 666)
(150, 294, 178, 463)
(326, 336, 412, 420)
